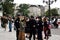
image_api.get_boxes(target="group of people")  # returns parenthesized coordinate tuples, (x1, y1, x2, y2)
(1, 15, 52, 40)
(25, 16, 51, 40)
(11, 15, 51, 40)
(1, 16, 13, 32)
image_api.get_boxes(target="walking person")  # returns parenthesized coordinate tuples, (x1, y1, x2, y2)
(8, 17, 12, 32)
(1, 16, 8, 31)
(53, 18, 58, 28)
(29, 16, 36, 40)
(19, 16, 26, 40)
(47, 19, 51, 36)
(36, 16, 43, 40)
(43, 17, 49, 40)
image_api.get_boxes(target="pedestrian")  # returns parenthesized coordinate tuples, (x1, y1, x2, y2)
(47, 19, 51, 36)
(8, 17, 12, 32)
(43, 17, 49, 39)
(53, 18, 58, 28)
(14, 15, 20, 40)
(29, 16, 36, 40)
(25, 17, 30, 38)
(19, 16, 26, 40)
(36, 16, 43, 40)
(1, 16, 8, 31)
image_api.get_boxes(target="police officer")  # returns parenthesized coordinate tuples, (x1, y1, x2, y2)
(25, 17, 30, 38)
(29, 16, 36, 40)
(36, 16, 43, 40)
(14, 15, 20, 40)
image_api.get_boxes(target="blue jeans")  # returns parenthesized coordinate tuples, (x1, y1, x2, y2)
(9, 22, 12, 31)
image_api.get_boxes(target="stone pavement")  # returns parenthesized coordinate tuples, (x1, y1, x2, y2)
(25, 35, 60, 40)
(25, 29, 60, 40)
(0, 27, 16, 40)
(0, 25, 60, 40)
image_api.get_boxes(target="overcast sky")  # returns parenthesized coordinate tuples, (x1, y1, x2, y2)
(14, 0, 60, 8)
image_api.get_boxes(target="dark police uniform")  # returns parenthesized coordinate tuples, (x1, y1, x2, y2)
(29, 18, 36, 40)
(15, 17, 20, 40)
(36, 19, 43, 40)
(25, 20, 30, 33)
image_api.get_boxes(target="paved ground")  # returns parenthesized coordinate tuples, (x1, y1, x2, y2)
(25, 29, 60, 40)
(25, 25, 60, 40)
(0, 25, 16, 40)
(0, 24, 60, 40)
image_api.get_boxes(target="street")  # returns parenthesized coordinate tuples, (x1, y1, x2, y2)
(0, 25, 60, 40)
(0, 26, 16, 40)
(25, 28, 60, 40)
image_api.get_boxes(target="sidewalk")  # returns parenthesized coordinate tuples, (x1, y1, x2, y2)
(0, 24, 60, 40)
(25, 29, 60, 40)
(25, 34, 60, 40)
(0, 27, 16, 40)
(0, 27, 60, 40)
(48, 35, 60, 40)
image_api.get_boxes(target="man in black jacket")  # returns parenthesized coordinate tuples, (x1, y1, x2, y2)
(14, 15, 20, 40)
(36, 16, 43, 40)
(29, 16, 36, 40)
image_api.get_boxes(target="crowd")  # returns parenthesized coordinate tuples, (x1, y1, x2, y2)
(0, 15, 59, 40)
(25, 16, 51, 40)
(1, 16, 12, 31)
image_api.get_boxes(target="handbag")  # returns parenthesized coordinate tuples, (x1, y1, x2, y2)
(48, 24, 51, 29)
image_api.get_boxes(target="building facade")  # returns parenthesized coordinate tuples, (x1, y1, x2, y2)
(28, 5, 45, 17)
(15, 4, 45, 17)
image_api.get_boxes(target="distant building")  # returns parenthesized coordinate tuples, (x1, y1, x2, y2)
(28, 5, 45, 17)
(15, 4, 45, 17)
(44, 5, 49, 12)
(28, 5, 41, 17)
(14, 4, 20, 16)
